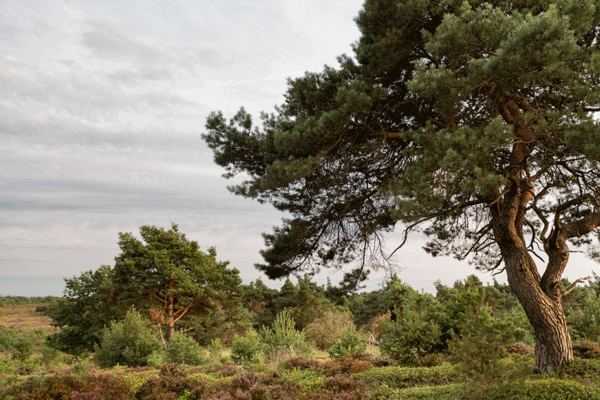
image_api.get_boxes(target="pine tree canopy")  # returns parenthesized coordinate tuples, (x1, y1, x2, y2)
(203, 0, 600, 282)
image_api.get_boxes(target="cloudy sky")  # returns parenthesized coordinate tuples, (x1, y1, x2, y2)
(1, 0, 597, 297)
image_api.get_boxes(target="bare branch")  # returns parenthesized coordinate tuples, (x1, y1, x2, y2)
(562, 276, 591, 297)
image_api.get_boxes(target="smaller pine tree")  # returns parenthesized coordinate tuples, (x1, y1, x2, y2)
(94, 307, 162, 368)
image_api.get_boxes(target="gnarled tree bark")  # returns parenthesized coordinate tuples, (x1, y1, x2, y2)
(489, 96, 600, 373)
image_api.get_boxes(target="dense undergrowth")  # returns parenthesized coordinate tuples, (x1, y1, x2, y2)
(3, 353, 600, 399)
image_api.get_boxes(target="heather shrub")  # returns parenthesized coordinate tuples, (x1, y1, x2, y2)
(559, 357, 600, 380)
(328, 324, 367, 359)
(470, 378, 600, 400)
(135, 363, 203, 400)
(321, 356, 373, 375)
(572, 341, 600, 359)
(192, 371, 368, 400)
(165, 331, 205, 365)
(355, 364, 462, 389)
(230, 329, 260, 364)
(93, 307, 162, 368)
(304, 310, 353, 350)
(285, 356, 320, 370)
(0, 373, 134, 400)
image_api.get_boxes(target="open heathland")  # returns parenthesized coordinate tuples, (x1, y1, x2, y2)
(3, 276, 600, 400)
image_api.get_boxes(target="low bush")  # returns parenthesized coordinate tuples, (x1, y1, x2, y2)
(185, 371, 368, 400)
(135, 363, 203, 400)
(354, 364, 462, 389)
(304, 310, 353, 350)
(320, 356, 373, 376)
(165, 331, 205, 366)
(559, 357, 600, 380)
(93, 307, 163, 368)
(230, 329, 260, 364)
(328, 325, 367, 359)
(572, 341, 600, 359)
(0, 373, 134, 400)
(370, 383, 464, 400)
(260, 309, 312, 358)
(471, 378, 600, 400)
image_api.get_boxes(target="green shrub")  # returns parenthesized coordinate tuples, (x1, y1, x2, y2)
(328, 325, 367, 359)
(260, 309, 312, 357)
(11, 330, 39, 362)
(231, 330, 260, 364)
(165, 331, 205, 365)
(448, 303, 514, 376)
(208, 337, 223, 361)
(0, 326, 17, 351)
(559, 357, 600, 380)
(472, 378, 600, 400)
(147, 349, 166, 367)
(354, 364, 462, 389)
(370, 383, 464, 400)
(570, 291, 600, 341)
(93, 307, 163, 368)
(379, 290, 442, 366)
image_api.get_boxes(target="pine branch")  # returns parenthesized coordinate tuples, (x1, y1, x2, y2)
(562, 276, 591, 297)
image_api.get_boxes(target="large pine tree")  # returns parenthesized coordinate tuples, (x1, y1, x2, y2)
(203, 0, 600, 373)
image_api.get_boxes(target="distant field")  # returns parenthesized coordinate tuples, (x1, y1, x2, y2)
(0, 304, 54, 333)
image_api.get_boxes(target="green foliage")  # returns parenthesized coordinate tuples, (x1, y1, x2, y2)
(304, 310, 353, 350)
(0, 326, 17, 352)
(0, 295, 59, 306)
(48, 224, 248, 356)
(93, 307, 162, 368)
(241, 278, 278, 330)
(260, 309, 312, 357)
(447, 287, 515, 376)
(471, 378, 600, 400)
(11, 330, 39, 362)
(435, 276, 532, 350)
(0, 326, 43, 362)
(328, 325, 367, 359)
(355, 364, 462, 390)
(378, 279, 442, 365)
(230, 330, 261, 364)
(46, 264, 117, 355)
(114, 224, 244, 341)
(569, 290, 600, 341)
(203, 0, 600, 374)
(165, 331, 205, 365)
(289, 274, 335, 330)
(208, 337, 223, 362)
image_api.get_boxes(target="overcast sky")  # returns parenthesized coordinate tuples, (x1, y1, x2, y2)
(1, 0, 598, 297)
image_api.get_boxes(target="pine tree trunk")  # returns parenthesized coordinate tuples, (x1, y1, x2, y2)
(501, 245, 573, 373)
(167, 294, 175, 341)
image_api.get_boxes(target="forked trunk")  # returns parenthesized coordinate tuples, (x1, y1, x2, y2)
(502, 246, 573, 373)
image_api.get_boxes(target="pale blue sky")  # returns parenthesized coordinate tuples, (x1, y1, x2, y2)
(1, 0, 597, 297)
